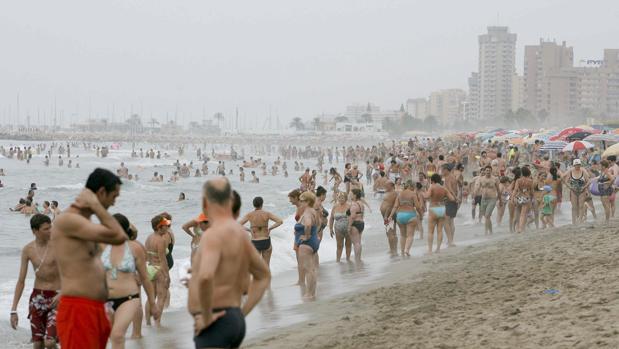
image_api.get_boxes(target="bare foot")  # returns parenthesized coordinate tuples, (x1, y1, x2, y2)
(130, 334, 143, 339)
(448, 243, 456, 248)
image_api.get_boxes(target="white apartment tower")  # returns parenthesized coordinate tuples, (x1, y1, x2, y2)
(478, 26, 517, 120)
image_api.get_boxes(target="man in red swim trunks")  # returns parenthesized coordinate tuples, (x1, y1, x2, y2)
(10, 214, 60, 349)
(51, 168, 127, 349)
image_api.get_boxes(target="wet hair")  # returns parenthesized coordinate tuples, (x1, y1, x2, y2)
(300, 191, 317, 206)
(430, 173, 442, 184)
(350, 188, 363, 200)
(232, 190, 242, 217)
(30, 214, 51, 231)
(86, 168, 122, 193)
(315, 186, 327, 198)
(253, 196, 263, 208)
(288, 189, 301, 200)
(521, 167, 531, 177)
(549, 167, 559, 181)
(113, 213, 133, 238)
(204, 178, 232, 205)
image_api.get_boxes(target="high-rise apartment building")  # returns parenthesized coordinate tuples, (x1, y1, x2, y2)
(406, 98, 429, 120)
(465, 72, 480, 120)
(478, 26, 517, 119)
(523, 39, 574, 114)
(428, 89, 466, 125)
(512, 73, 525, 112)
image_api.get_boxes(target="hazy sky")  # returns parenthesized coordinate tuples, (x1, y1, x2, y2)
(1, 0, 618, 127)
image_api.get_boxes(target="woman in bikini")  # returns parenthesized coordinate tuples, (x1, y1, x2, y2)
(511, 166, 535, 233)
(329, 192, 351, 262)
(389, 180, 421, 257)
(508, 167, 522, 233)
(288, 189, 306, 285)
(425, 173, 455, 254)
(414, 181, 427, 240)
(105, 214, 159, 349)
(562, 159, 590, 224)
(329, 167, 343, 202)
(239, 196, 283, 269)
(144, 214, 171, 326)
(496, 176, 511, 226)
(348, 188, 366, 263)
(544, 167, 562, 227)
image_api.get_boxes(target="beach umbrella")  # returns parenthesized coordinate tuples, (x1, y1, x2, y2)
(602, 143, 619, 157)
(562, 140, 594, 152)
(550, 127, 585, 141)
(540, 141, 568, 151)
(584, 133, 619, 143)
(510, 138, 525, 145)
(565, 131, 594, 142)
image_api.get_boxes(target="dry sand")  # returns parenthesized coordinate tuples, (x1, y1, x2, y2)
(247, 220, 619, 349)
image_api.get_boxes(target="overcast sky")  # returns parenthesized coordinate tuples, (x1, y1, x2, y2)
(1, 0, 618, 128)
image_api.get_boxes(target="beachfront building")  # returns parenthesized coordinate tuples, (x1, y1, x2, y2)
(477, 26, 517, 120)
(523, 39, 574, 115)
(428, 89, 466, 126)
(406, 98, 429, 120)
(465, 72, 480, 121)
(536, 49, 619, 123)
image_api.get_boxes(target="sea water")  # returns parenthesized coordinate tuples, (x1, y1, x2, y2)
(0, 140, 337, 329)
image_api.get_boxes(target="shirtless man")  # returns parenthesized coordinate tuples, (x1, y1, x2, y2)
(11, 214, 60, 349)
(188, 178, 270, 349)
(379, 181, 398, 256)
(51, 168, 127, 349)
(475, 165, 501, 235)
(373, 171, 389, 197)
(239, 196, 283, 269)
(299, 168, 312, 191)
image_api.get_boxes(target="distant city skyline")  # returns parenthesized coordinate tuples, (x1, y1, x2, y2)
(1, 1, 618, 127)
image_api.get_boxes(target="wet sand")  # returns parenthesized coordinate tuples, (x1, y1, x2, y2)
(247, 219, 619, 349)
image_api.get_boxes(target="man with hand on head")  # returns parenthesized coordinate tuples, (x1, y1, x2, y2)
(51, 168, 127, 349)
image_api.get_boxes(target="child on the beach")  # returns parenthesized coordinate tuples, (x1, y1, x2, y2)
(541, 185, 556, 229)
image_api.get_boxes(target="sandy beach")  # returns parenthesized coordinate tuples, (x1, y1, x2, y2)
(247, 219, 619, 349)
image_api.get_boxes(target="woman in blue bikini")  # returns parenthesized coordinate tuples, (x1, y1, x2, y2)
(424, 174, 455, 254)
(388, 180, 421, 257)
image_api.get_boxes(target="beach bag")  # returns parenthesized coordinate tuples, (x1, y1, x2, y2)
(589, 178, 601, 196)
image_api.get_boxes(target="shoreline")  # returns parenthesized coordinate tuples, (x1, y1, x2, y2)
(246, 219, 619, 349)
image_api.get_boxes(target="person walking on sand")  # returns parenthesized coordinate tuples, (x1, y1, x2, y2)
(388, 180, 421, 257)
(475, 165, 501, 235)
(51, 168, 127, 349)
(10, 214, 60, 349)
(188, 177, 270, 348)
(239, 196, 284, 269)
(425, 174, 455, 254)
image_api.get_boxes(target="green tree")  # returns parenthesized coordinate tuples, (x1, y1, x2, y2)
(290, 117, 305, 131)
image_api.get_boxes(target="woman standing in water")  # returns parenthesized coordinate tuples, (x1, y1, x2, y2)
(288, 189, 305, 285)
(512, 167, 535, 233)
(144, 214, 171, 326)
(105, 214, 160, 349)
(295, 191, 320, 299)
(329, 192, 351, 262)
(389, 180, 421, 257)
(425, 174, 455, 254)
(347, 188, 366, 263)
(597, 160, 616, 222)
(562, 159, 590, 224)
(239, 196, 283, 269)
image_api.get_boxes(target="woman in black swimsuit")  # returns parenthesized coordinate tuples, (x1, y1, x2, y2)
(598, 160, 616, 222)
(348, 189, 365, 263)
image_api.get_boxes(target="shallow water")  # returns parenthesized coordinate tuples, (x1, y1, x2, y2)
(0, 140, 591, 347)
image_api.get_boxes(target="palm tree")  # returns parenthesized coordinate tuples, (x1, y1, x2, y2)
(289, 117, 305, 131)
(313, 117, 321, 131)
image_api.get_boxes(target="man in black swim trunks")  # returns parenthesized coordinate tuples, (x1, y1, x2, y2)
(442, 164, 459, 247)
(188, 178, 270, 349)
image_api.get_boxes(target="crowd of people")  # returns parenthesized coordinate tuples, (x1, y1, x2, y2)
(5, 128, 619, 348)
